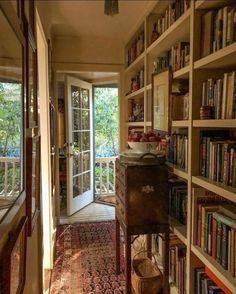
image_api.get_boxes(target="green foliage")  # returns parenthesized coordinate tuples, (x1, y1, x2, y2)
(0, 82, 22, 156)
(94, 87, 119, 157)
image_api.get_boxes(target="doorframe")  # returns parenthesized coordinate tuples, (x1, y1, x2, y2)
(36, 9, 54, 286)
(54, 65, 124, 222)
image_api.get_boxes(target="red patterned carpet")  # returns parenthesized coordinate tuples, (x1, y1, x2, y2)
(50, 221, 125, 294)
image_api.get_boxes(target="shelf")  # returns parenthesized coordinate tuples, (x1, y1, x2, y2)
(125, 121, 145, 127)
(147, 9, 190, 56)
(125, 87, 145, 99)
(195, 0, 231, 10)
(168, 163, 189, 180)
(172, 120, 189, 128)
(193, 119, 236, 128)
(173, 65, 190, 79)
(169, 217, 187, 245)
(191, 245, 236, 293)
(194, 43, 236, 69)
(192, 176, 236, 203)
(125, 51, 145, 73)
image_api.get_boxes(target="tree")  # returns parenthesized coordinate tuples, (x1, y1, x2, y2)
(94, 87, 119, 157)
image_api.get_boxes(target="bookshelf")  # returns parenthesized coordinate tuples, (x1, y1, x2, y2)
(121, 1, 236, 293)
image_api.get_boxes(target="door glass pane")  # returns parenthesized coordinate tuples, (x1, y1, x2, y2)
(82, 131, 90, 151)
(71, 85, 80, 107)
(73, 175, 81, 198)
(82, 152, 90, 172)
(72, 109, 81, 130)
(73, 132, 81, 153)
(83, 172, 90, 193)
(81, 110, 90, 130)
(81, 88, 89, 109)
(73, 152, 81, 176)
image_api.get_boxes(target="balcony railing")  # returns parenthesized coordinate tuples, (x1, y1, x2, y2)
(95, 156, 117, 196)
(0, 157, 20, 198)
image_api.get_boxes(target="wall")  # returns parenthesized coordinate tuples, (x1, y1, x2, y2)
(53, 35, 124, 66)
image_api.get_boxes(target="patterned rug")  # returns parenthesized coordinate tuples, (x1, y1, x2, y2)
(50, 221, 125, 294)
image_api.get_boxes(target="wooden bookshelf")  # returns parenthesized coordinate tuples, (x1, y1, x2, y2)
(193, 119, 236, 128)
(125, 51, 145, 73)
(191, 245, 236, 293)
(173, 65, 190, 79)
(194, 43, 236, 69)
(121, 1, 236, 293)
(192, 176, 236, 203)
(125, 87, 145, 99)
(195, 0, 230, 10)
(169, 217, 187, 245)
(147, 9, 191, 56)
(172, 120, 189, 128)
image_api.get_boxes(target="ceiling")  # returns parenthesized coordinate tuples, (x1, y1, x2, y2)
(36, 0, 154, 42)
(36, 0, 154, 81)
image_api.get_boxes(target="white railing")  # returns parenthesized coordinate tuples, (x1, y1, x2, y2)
(95, 156, 117, 196)
(0, 157, 20, 198)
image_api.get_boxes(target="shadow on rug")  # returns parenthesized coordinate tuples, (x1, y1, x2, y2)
(50, 221, 125, 294)
(95, 195, 116, 206)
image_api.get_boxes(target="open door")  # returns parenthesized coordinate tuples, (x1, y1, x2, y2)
(65, 76, 93, 216)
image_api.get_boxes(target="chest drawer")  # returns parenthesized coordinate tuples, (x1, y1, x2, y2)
(115, 178, 126, 203)
(115, 194, 125, 221)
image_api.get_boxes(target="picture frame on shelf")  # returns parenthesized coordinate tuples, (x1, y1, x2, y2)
(152, 69, 171, 134)
(26, 134, 40, 236)
(0, 216, 27, 294)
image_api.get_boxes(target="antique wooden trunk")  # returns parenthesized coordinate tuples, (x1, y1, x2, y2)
(115, 155, 169, 226)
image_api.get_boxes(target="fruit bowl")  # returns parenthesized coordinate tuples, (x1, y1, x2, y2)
(127, 141, 159, 152)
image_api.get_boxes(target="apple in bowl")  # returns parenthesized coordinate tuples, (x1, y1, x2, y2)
(128, 131, 161, 152)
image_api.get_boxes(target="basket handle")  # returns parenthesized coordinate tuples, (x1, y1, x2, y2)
(132, 250, 159, 269)
(139, 153, 157, 159)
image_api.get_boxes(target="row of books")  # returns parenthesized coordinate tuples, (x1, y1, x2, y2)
(152, 42, 190, 74)
(201, 5, 236, 58)
(195, 267, 224, 294)
(169, 234, 186, 294)
(194, 189, 236, 277)
(169, 178, 187, 225)
(201, 71, 236, 119)
(151, 0, 190, 44)
(126, 31, 144, 66)
(200, 130, 236, 187)
(168, 133, 188, 171)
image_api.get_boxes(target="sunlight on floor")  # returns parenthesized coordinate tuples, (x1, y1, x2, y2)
(60, 202, 115, 224)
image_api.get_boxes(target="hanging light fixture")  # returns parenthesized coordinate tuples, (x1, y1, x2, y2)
(104, 0, 119, 16)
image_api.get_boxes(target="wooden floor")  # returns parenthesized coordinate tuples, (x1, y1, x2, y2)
(60, 202, 115, 224)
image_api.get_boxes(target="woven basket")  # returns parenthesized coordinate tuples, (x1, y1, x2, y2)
(132, 251, 163, 294)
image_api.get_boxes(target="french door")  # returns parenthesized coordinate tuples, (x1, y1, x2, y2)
(65, 76, 93, 216)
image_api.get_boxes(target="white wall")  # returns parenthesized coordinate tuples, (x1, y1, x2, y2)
(53, 35, 124, 65)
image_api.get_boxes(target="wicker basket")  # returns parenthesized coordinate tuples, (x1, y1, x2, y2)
(132, 251, 163, 294)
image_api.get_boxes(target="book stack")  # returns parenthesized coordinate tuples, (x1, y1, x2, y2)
(196, 201, 236, 278)
(195, 267, 225, 294)
(153, 42, 190, 74)
(153, 0, 190, 41)
(201, 71, 236, 119)
(169, 178, 188, 225)
(200, 130, 236, 187)
(201, 5, 236, 58)
(169, 234, 186, 294)
(172, 42, 190, 72)
(168, 133, 188, 171)
(126, 31, 144, 66)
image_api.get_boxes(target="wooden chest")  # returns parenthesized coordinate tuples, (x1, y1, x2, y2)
(115, 157, 169, 226)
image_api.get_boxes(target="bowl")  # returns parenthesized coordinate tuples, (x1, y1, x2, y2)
(127, 141, 159, 153)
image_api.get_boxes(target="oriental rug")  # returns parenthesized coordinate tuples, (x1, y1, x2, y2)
(50, 221, 125, 294)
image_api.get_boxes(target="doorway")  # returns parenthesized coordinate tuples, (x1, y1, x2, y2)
(58, 74, 119, 223)
(94, 85, 119, 206)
